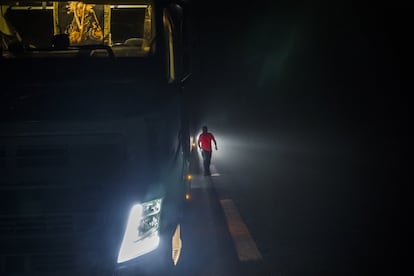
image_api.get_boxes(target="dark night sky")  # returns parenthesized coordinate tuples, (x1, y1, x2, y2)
(187, 0, 403, 135)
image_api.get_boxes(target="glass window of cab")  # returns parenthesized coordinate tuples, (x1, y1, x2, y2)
(0, 1, 155, 58)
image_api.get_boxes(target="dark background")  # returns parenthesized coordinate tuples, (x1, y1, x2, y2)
(183, 0, 404, 274)
(187, 0, 403, 127)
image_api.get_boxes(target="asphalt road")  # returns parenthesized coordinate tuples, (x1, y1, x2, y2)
(173, 114, 400, 276)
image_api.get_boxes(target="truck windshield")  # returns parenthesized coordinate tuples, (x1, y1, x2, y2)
(1, 1, 154, 58)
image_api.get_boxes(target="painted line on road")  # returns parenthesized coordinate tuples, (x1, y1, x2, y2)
(220, 199, 263, 261)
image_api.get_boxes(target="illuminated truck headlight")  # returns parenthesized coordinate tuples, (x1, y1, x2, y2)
(117, 199, 162, 263)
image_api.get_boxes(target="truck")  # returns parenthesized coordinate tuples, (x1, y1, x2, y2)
(0, 1, 192, 275)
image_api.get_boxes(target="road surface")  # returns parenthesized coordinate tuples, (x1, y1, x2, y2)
(174, 119, 399, 276)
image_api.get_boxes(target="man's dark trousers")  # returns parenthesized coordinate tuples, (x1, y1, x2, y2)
(201, 150, 212, 175)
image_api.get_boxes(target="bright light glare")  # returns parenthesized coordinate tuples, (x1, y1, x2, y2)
(190, 136, 197, 150)
(117, 201, 161, 263)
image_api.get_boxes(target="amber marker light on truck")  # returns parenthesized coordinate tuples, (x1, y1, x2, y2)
(190, 136, 197, 150)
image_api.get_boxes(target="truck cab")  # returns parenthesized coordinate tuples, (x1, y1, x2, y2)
(0, 1, 191, 275)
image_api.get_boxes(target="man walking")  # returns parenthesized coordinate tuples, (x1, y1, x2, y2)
(198, 126, 217, 176)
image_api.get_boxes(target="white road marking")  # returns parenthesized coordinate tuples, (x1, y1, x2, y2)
(220, 199, 263, 261)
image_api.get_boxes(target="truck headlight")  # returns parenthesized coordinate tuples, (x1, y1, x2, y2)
(117, 198, 162, 263)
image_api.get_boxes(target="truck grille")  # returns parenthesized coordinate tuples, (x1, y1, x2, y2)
(0, 214, 73, 236)
(0, 148, 6, 169)
(0, 134, 126, 188)
(1, 253, 89, 275)
(32, 254, 76, 273)
(16, 145, 69, 168)
(0, 134, 125, 274)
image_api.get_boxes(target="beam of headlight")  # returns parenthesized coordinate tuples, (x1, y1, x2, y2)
(194, 126, 286, 172)
(195, 130, 240, 164)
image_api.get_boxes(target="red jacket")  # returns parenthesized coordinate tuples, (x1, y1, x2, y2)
(198, 132, 216, 152)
